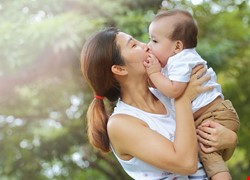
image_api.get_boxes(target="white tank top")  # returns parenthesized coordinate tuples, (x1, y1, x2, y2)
(110, 88, 208, 180)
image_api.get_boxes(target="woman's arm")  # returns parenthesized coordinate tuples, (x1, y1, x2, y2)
(108, 113, 198, 174)
(108, 67, 212, 175)
(196, 120, 238, 160)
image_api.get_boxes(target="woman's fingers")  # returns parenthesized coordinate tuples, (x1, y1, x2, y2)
(191, 65, 206, 76)
(191, 64, 205, 75)
(192, 75, 213, 93)
(197, 128, 213, 141)
(198, 123, 215, 135)
(197, 74, 211, 83)
(196, 123, 220, 153)
(198, 136, 211, 146)
(198, 120, 238, 154)
(199, 142, 216, 153)
(197, 133, 218, 154)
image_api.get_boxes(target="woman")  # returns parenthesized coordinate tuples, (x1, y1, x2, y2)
(81, 27, 237, 179)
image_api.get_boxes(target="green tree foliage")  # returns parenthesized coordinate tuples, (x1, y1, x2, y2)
(0, 0, 249, 179)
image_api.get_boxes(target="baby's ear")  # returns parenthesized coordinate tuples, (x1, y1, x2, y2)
(174, 40, 184, 53)
(111, 65, 128, 75)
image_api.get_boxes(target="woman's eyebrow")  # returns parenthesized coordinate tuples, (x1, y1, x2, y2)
(126, 37, 133, 46)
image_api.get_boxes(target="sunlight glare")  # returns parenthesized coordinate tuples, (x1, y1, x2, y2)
(191, 0, 203, 5)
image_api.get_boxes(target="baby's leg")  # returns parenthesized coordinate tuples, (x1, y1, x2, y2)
(222, 146, 236, 161)
(198, 137, 229, 178)
(211, 171, 232, 180)
(213, 100, 240, 161)
(196, 99, 240, 178)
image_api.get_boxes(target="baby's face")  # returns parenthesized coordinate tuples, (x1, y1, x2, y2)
(148, 17, 176, 67)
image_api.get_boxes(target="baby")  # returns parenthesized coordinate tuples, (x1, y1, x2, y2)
(144, 9, 240, 180)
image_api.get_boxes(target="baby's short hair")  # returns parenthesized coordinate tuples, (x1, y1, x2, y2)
(153, 9, 198, 48)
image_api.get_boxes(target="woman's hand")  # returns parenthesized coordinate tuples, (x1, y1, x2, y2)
(180, 65, 213, 101)
(196, 120, 238, 160)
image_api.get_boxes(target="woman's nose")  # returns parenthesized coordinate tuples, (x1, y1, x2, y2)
(141, 43, 150, 52)
(145, 43, 152, 53)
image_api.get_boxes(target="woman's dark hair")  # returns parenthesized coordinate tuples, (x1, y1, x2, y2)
(81, 27, 124, 152)
(154, 9, 198, 48)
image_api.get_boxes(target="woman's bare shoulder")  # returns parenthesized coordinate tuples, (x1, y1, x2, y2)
(108, 114, 147, 134)
(107, 114, 148, 157)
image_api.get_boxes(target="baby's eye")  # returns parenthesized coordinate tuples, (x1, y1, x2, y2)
(149, 38, 157, 43)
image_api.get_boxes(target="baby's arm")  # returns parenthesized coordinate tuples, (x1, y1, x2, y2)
(144, 54, 187, 98)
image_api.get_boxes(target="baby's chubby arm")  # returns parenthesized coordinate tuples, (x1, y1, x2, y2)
(144, 54, 187, 98)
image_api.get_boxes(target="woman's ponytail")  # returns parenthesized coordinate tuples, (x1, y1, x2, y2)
(87, 98, 110, 152)
(81, 27, 124, 152)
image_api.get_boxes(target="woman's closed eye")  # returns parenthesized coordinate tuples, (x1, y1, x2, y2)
(132, 43, 137, 48)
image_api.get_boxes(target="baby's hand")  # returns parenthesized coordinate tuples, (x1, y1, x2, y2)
(143, 54, 161, 76)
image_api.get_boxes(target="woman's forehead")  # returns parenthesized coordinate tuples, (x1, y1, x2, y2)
(116, 32, 133, 47)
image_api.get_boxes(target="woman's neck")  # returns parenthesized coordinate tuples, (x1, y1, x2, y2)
(120, 82, 166, 114)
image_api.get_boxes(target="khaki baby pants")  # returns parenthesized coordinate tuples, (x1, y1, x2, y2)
(195, 100, 240, 178)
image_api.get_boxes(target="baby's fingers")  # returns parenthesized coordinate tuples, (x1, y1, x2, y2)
(143, 61, 149, 67)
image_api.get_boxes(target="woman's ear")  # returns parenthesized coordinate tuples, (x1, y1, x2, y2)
(174, 40, 184, 53)
(111, 65, 128, 75)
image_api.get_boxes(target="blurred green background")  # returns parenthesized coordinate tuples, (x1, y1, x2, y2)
(0, 0, 249, 179)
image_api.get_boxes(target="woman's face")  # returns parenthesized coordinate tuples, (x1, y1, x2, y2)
(116, 32, 149, 74)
